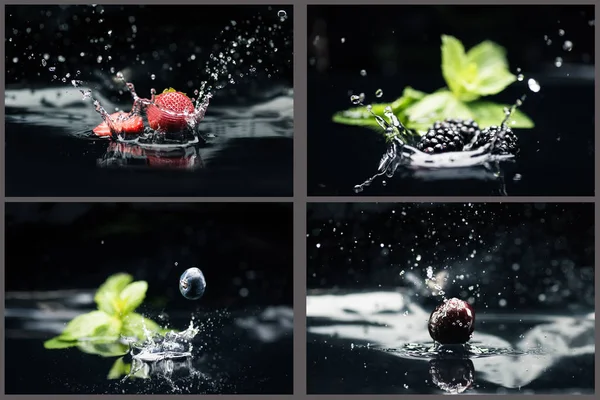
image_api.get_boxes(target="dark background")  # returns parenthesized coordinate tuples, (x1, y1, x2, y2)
(308, 5, 595, 196)
(6, 5, 293, 102)
(307, 203, 595, 312)
(6, 202, 293, 310)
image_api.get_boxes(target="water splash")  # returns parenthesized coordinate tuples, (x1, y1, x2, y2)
(121, 320, 201, 382)
(352, 94, 527, 193)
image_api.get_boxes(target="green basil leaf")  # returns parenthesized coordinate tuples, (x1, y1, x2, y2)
(95, 273, 134, 315)
(118, 281, 148, 316)
(467, 101, 535, 129)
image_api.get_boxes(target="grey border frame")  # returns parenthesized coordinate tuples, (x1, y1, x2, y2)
(1, 1, 598, 400)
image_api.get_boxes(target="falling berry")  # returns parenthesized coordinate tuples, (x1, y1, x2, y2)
(428, 298, 475, 345)
(179, 267, 206, 300)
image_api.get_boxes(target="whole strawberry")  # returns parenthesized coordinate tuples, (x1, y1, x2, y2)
(146, 88, 195, 133)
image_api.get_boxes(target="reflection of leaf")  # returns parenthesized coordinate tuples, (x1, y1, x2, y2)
(108, 357, 131, 380)
(95, 273, 134, 316)
(119, 281, 148, 316)
(43, 338, 78, 349)
(467, 101, 534, 129)
(77, 339, 129, 357)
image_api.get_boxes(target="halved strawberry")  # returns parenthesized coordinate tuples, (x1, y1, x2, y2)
(146, 88, 195, 133)
(93, 111, 144, 138)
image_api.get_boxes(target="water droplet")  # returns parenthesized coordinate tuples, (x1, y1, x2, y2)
(341, 37, 346, 43)
(151, 74, 156, 80)
(558, 29, 565, 36)
(277, 10, 287, 22)
(360, 69, 367, 77)
(96, 55, 103, 63)
(513, 173, 522, 181)
(562, 40, 573, 51)
(375, 89, 383, 98)
(49, 66, 56, 72)
(350, 94, 361, 104)
(41, 59, 47, 67)
(554, 57, 563, 67)
(527, 78, 540, 93)
(517, 74, 524, 81)
(57, 55, 66, 62)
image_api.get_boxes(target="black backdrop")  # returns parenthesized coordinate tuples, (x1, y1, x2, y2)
(307, 203, 594, 312)
(6, 202, 293, 311)
(308, 5, 594, 78)
(6, 5, 294, 104)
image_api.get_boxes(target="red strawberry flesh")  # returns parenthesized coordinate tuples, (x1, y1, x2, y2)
(93, 111, 144, 137)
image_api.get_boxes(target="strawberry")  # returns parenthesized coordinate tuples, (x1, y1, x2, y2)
(93, 111, 144, 138)
(146, 88, 195, 133)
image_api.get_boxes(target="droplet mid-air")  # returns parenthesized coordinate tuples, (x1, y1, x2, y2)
(179, 267, 206, 300)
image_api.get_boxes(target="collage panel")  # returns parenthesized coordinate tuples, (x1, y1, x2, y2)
(5, 5, 294, 197)
(5, 202, 293, 394)
(307, 5, 595, 196)
(307, 202, 595, 394)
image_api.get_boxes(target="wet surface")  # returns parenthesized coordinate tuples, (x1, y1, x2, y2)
(6, 298, 293, 394)
(6, 87, 293, 197)
(306, 291, 594, 394)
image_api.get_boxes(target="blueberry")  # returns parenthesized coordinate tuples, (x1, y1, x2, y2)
(428, 298, 475, 345)
(179, 267, 206, 300)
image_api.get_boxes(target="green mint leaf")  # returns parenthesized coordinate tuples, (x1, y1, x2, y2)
(466, 41, 516, 96)
(467, 101, 535, 129)
(440, 35, 480, 102)
(94, 273, 134, 315)
(404, 90, 470, 121)
(108, 357, 131, 380)
(404, 91, 474, 134)
(53, 310, 114, 341)
(122, 312, 166, 340)
(118, 281, 148, 316)
(43, 337, 78, 349)
(332, 86, 426, 129)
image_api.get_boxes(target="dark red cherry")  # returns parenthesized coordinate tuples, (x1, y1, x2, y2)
(428, 298, 475, 345)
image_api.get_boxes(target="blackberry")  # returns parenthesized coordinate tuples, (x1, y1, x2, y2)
(416, 118, 481, 154)
(472, 125, 519, 155)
